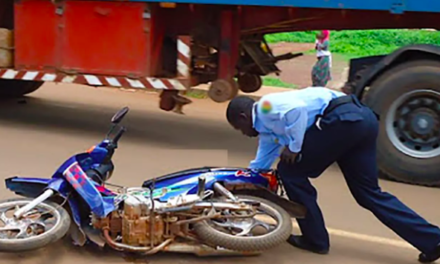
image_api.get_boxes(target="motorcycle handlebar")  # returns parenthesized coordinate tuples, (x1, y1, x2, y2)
(113, 127, 126, 145)
(102, 126, 125, 163)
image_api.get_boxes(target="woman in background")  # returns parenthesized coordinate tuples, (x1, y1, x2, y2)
(311, 30, 332, 87)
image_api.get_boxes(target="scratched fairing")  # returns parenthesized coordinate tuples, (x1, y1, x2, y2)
(0, 107, 305, 256)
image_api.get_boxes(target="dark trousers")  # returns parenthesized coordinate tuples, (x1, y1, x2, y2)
(277, 96, 440, 253)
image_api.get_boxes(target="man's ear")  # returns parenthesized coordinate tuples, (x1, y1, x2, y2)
(239, 112, 248, 121)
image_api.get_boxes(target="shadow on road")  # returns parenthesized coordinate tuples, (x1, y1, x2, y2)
(0, 236, 280, 264)
(0, 97, 257, 155)
(0, 235, 418, 264)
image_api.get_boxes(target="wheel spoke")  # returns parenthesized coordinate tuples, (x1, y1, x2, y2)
(234, 221, 256, 237)
(253, 219, 276, 232)
(0, 201, 61, 242)
(212, 219, 234, 228)
(210, 202, 280, 237)
(15, 226, 29, 239)
(0, 226, 20, 232)
(0, 212, 10, 225)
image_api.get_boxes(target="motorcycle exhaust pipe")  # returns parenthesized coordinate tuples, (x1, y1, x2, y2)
(103, 228, 172, 253)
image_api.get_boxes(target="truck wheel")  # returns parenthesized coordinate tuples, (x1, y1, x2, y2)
(208, 79, 239, 103)
(237, 73, 262, 93)
(0, 80, 44, 98)
(365, 60, 440, 186)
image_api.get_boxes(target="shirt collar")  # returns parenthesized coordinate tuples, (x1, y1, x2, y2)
(252, 102, 258, 128)
(252, 102, 267, 133)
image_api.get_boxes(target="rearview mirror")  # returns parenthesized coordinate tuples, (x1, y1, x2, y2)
(111, 107, 129, 124)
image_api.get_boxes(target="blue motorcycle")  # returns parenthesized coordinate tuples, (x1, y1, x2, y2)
(0, 107, 306, 256)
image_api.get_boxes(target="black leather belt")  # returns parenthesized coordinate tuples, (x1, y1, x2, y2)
(314, 95, 357, 130)
(323, 95, 355, 116)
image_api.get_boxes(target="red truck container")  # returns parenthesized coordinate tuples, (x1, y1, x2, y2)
(0, 0, 438, 187)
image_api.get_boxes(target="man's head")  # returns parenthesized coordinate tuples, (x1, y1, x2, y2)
(226, 96, 259, 137)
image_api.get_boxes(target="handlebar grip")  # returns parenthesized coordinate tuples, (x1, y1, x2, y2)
(113, 127, 126, 145)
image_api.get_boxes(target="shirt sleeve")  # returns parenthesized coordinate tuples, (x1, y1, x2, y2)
(249, 135, 282, 170)
(282, 102, 308, 153)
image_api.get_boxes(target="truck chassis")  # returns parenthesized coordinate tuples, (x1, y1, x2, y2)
(0, 0, 438, 186)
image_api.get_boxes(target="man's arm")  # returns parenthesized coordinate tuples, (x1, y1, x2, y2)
(249, 135, 282, 170)
(282, 101, 309, 154)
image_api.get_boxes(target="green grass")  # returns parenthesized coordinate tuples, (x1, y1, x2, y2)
(265, 29, 440, 58)
(186, 89, 208, 99)
(262, 77, 297, 88)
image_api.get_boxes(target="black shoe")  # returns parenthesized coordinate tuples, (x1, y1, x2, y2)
(287, 235, 329, 255)
(419, 244, 440, 263)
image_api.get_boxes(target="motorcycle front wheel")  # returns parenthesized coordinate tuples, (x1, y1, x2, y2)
(0, 198, 71, 252)
(193, 195, 292, 252)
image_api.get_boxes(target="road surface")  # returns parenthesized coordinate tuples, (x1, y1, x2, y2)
(0, 83, 439, 264)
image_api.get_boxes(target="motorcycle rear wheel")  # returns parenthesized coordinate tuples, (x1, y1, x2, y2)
(193, 195, 292, 252)
(0, 198, 71, 252)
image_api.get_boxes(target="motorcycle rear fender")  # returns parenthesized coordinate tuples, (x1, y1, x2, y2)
(224, 182, 307, 219)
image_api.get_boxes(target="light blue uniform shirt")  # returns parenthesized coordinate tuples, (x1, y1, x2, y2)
(249, 87, 345, 169)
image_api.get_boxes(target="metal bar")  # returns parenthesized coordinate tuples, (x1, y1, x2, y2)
(14, 189, 54, 219)
(197, 176, 206, 197)
(149, 178, 156, 248)
(193, 201, 246, 209)
(213, 182, 238, 202)
(129, 0, 440, 14)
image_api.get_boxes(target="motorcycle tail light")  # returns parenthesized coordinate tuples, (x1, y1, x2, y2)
(260, 172, 278, 192)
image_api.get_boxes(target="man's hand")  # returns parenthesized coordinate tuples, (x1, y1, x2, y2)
(280, 147, 298, 164)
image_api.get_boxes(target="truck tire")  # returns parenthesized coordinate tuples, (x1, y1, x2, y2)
(364, 60, 440, 186)
(0, 80, 44, 98)
(208, 79, 239, 103)
(237, 73, 262, 93)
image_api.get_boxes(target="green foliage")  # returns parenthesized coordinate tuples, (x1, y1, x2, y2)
(266, 31, 318, 43)
(265, 30, 440, 58)
(186, 89, 208, 99)
(262, 77, 297, 88)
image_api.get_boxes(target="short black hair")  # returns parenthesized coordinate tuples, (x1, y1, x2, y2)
(226, 96, 255, 126)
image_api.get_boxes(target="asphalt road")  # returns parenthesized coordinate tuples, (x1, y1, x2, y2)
(0, 83, 439, 264)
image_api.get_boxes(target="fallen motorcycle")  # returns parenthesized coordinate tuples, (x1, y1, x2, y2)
(0, 107, 306, 256)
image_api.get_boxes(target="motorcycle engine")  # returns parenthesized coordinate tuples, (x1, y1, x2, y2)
(122, 195, 164, 246)
(93, 195, 165, 247)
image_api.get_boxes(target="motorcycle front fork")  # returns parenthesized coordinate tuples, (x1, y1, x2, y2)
(13, 189, 54, 219)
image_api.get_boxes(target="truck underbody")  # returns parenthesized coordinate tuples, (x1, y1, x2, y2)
(0, 0, 438, 187)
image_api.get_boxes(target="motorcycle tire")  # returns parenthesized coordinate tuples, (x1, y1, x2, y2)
(193, 195, 292, 252)
(0, 198, 71, 252)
